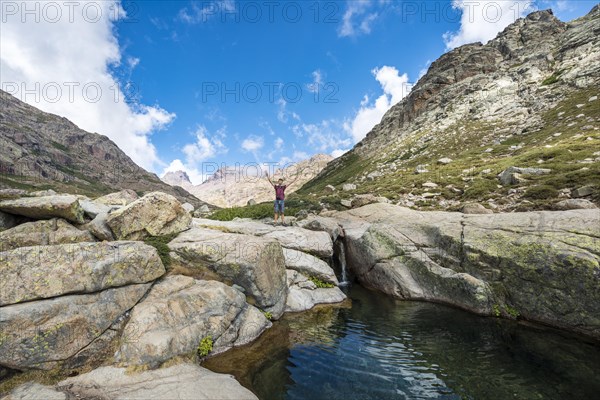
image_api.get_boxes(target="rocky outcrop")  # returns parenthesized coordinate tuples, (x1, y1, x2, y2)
(0, 90, 209, 209)
(94, 189, 138, 206)
(115, 276, 270, 367)
(0, 283, 151, 370)
(0, 218, 95, 251)
(296, 215, 344, 242)
(168, 228, 288, 318)
(106, 192, 192, 240)
(0, 195, 85, 224)
(82, 211, 115, 241)
(329, 203, 600, 339)
(166, 154, 333, 208)
(56, 364, 258, 400)
(0, 241, 164, 306)
(283, 248, 338, 285)
(2, 383, 67, 400)
(285, 270, 347, 313)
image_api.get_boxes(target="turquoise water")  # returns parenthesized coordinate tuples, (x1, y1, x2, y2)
(204, 285, 600, 400)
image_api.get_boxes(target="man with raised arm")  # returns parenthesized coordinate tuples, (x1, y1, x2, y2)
(266, 170, 299, 225)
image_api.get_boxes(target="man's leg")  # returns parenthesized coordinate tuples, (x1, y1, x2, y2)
(281, 201, 285, 225)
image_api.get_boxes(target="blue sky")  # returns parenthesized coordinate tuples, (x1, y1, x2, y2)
(1, 0, 596, 183)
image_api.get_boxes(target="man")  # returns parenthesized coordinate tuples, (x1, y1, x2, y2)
(266, 172, 298, 225)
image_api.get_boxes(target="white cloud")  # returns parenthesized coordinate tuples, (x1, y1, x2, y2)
(344, 65, 411, 142)
(339, 0, 380, 37)
(331, 148, 349, 158)
(241, 135, 264, 152)
(179, 0, 236, 24)
(162, 125, 227, 185)
(0, 1, 174, 171)
(183, 126, 219, 163)
(275, 137, 284, 149)
(443, 0, 535, 49)
(306, 69, 323, 93)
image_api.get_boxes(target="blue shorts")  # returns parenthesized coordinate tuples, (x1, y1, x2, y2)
(274, 199, 285, 213)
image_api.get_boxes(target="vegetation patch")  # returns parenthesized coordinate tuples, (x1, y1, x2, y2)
(143, 233, 178, 267)
(524, 185, 558, 200)
(308, 276, 335, 288)
(197, 336, 213, 357)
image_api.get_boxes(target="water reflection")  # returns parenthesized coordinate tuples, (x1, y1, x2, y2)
(204, 286, 600, 400)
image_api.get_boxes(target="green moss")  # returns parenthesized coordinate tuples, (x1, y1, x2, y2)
(262, 310, 273, 320)
(308, 276, 335, 288)
(524, 185, 559, 200)
(197, 336, 213, 357)
(493, 304, 501, 317)
(504, 305, 520, 319)
(143, 233, 178, 267)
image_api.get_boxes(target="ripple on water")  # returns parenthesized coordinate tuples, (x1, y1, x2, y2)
(204, 285, 600, 400)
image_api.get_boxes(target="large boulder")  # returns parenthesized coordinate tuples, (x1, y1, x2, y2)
(106, 192, 192, 240)
(263, 228, 333, 258)
(333, 203, 600, 339)
(0, 241, 165, 306)
(296, 215, 344, 242)
(55, 364, 258, 400)
(0, 218, 95, 252)
(554, 199, 597, 210)
(94, 189, 138, 206)
(82, 212, 115, 241)
(285, 270, 347, 313)
(283, 248, 338, 285)
(0, 283, 151, 370)
(115, 276, 270, 367)
(79, 199, 111, 219)
(498, 166, 551, 185)
(0, 195, 85, 224)
(168, 228, 288, 318)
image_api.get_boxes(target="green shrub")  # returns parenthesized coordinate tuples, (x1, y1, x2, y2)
(524, 185, 558, 200)
(463, 179, 498, 200)
(308, 276, 335, 288)
(197, 336, 213, 357)
(143, 233, 178, 267)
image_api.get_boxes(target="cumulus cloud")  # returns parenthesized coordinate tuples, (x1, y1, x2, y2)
(344, 65, 411, 142)
(338, 0, 380, 37)
(162, 125, 227, 185)
(241, 135, 264, 152)
(0, 0, 175, 171)
(443, 0, 534, 49)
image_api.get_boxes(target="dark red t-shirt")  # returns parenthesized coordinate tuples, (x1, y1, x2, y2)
(274, 185, 287, 200)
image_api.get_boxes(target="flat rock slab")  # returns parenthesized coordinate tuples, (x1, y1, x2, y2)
(193, 218, 334, 258)
(106, 192, 191, 240)
(0, 218, 95, 252)
(285, 270, 347, 313)
(0, 195, 85, 224)
(283, 248, 338, 285)
(2, 382, 67, 400)
(116, 276, 270, 367)
(169, 227, 287, 318)
(0, 241, 165, 306)
(0, 283, 151, 370)
(56, 364, 258, 400)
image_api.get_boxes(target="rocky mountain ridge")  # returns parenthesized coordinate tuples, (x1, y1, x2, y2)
(0, 91, 210, 208)
(300, 7, 599, 212)
(162, 154, 333, 208)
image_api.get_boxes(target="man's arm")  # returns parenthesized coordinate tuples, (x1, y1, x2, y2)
(265, 171, 274, 187)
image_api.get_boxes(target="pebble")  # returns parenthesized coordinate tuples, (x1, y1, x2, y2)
(589, 96, 598, 102)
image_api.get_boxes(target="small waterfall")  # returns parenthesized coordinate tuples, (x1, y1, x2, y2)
(335, 239, 350, 286)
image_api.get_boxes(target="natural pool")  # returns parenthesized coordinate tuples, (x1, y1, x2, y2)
(204, 285, 600, 400)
